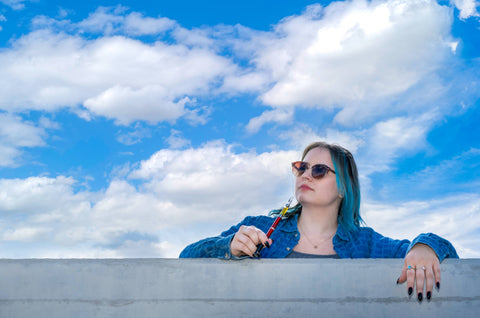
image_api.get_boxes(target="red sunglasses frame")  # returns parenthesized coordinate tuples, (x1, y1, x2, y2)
(291, 161, 336, 179)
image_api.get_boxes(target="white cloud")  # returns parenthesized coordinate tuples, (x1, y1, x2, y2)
(2, 226, 51, 242)
(0, 113, 47, 167)
(129, 142, 296, 213)
(116, 124, 152, 145)
(0, 114, 45, 147)
(31, 6, 177, 37)
(363, 194, 480, 258)
(165, 129, 191, 149)
(0, 176, 84, 215)
(246, 108, 294, 134)
(76, 6, 177, 36)
(276, 124, 365, 156)
(0, 1, 465, 132)
(182, 104, 212, 126)
(226, 0, 454, 130)
(369, 117, 428, 155)
(276, 110, 433, 167)
(0, 142, 477, 258)
(90, 179, 171, 233)
(96, 143, 297, 235)
(84, 85, 186, 125)
(38, 116, 60, 130)
(0, 0, 28, 10)
(451, 0, 480, 19)
(0, 2, 477, 259)
(172, 26, 217, 49)
(368, 148, 480, 199)
(0, 12, 234, 125)
(274, 110, 438, 177)
(0, 144, 298, 257)
(221, 71, 271, 95)
(359, 112, 437, 173)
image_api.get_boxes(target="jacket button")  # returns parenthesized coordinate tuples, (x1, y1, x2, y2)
(286, 247, 291, 251)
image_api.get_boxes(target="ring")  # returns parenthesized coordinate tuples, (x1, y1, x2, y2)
(421, 266, 426, 271)
(407, 265, 415, 270)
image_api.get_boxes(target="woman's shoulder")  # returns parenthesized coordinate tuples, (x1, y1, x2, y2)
(343, 225, 380, 241)
(355, 226, 409, 244)
(357, 226, 376, 233)
(356, 226, 390, 238)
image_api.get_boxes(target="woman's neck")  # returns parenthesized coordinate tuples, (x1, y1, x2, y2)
(298, 205, 338, 235)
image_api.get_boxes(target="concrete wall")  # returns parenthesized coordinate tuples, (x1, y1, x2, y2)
(0, 258, 478, 318)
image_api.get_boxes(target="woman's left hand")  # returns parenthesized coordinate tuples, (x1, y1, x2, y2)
(397, 243, 441, 301)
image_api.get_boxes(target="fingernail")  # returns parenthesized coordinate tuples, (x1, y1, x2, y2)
(265, 241, 270, 248)
(408, 287, 413, 295)
(427, 291, 431, 300)
(396, 278, 399, 284)
(418, 293, 423, 302)
(436, 282, 440, 289)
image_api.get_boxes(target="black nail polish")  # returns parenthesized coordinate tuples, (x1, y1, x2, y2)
(408, 287, 413, 295)
(427, 291, 431, 300)
(396, 278, 399, 284)
(418, 293, 423, 302)
(265, 241, 270, 248)
(436, 282, 440, 289)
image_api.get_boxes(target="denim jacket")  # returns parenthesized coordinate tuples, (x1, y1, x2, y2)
(179, 213, 459, 260)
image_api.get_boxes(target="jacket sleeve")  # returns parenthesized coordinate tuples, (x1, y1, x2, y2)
(368, 228, 459, 260)
(407, 233, 459, 261)
(179, 216, 256, 259)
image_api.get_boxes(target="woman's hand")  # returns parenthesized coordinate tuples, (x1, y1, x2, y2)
(397, 243, 441, 301)
(230, 225, 272, 257)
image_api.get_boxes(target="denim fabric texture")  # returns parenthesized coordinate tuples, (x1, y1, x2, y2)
(179, 213, 459, 260)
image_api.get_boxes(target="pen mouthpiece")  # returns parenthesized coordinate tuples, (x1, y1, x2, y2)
(285, 197, 293, 207)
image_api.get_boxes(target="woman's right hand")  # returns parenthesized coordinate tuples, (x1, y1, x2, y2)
(230, 225, 272, 257)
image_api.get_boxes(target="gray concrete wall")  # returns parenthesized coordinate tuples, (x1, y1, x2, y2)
(0, 258, 478, 317)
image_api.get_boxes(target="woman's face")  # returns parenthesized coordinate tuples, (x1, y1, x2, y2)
(294, 147, 341, 210)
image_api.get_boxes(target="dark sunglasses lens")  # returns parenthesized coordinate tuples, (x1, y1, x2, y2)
(293, 162, 307, 175)
(311, 165, 328, 179)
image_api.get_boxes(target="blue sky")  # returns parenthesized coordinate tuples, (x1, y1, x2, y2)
(0, 0, 479, 258)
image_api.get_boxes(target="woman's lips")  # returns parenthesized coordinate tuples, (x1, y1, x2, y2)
(299, 184, 313, 191)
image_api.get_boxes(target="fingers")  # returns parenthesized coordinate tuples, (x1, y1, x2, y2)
(406, 265, 416, 297)
(433, 262, 441, 290)
(424, 265, 435, 300)
(397, 262, 408, 284)
(230, 225, 270, 257)
(403, 264, 439, 302)
(415, 266, 425, 301)
(401, 243, 442, 301)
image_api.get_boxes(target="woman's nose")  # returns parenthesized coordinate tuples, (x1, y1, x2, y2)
(302, 168, 313, 180)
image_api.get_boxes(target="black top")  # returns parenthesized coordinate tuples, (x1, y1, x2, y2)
(286, 250, 341, 258)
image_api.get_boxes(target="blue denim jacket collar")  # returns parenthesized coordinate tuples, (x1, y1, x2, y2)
(279, 213, 300, 233)
(335, 222, 350, 241)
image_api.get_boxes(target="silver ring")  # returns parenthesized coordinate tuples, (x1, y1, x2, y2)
(421, 266, 426, 271)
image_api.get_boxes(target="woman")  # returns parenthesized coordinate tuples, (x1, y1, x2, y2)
(180, 141, 458, 301)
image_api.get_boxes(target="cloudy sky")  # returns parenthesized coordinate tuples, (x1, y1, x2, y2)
(0, 0, 479, 258)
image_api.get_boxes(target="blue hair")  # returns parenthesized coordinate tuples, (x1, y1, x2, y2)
(270, 141, 364, 236)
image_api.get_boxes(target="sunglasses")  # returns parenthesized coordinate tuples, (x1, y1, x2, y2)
(291, 161, 336, 179)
